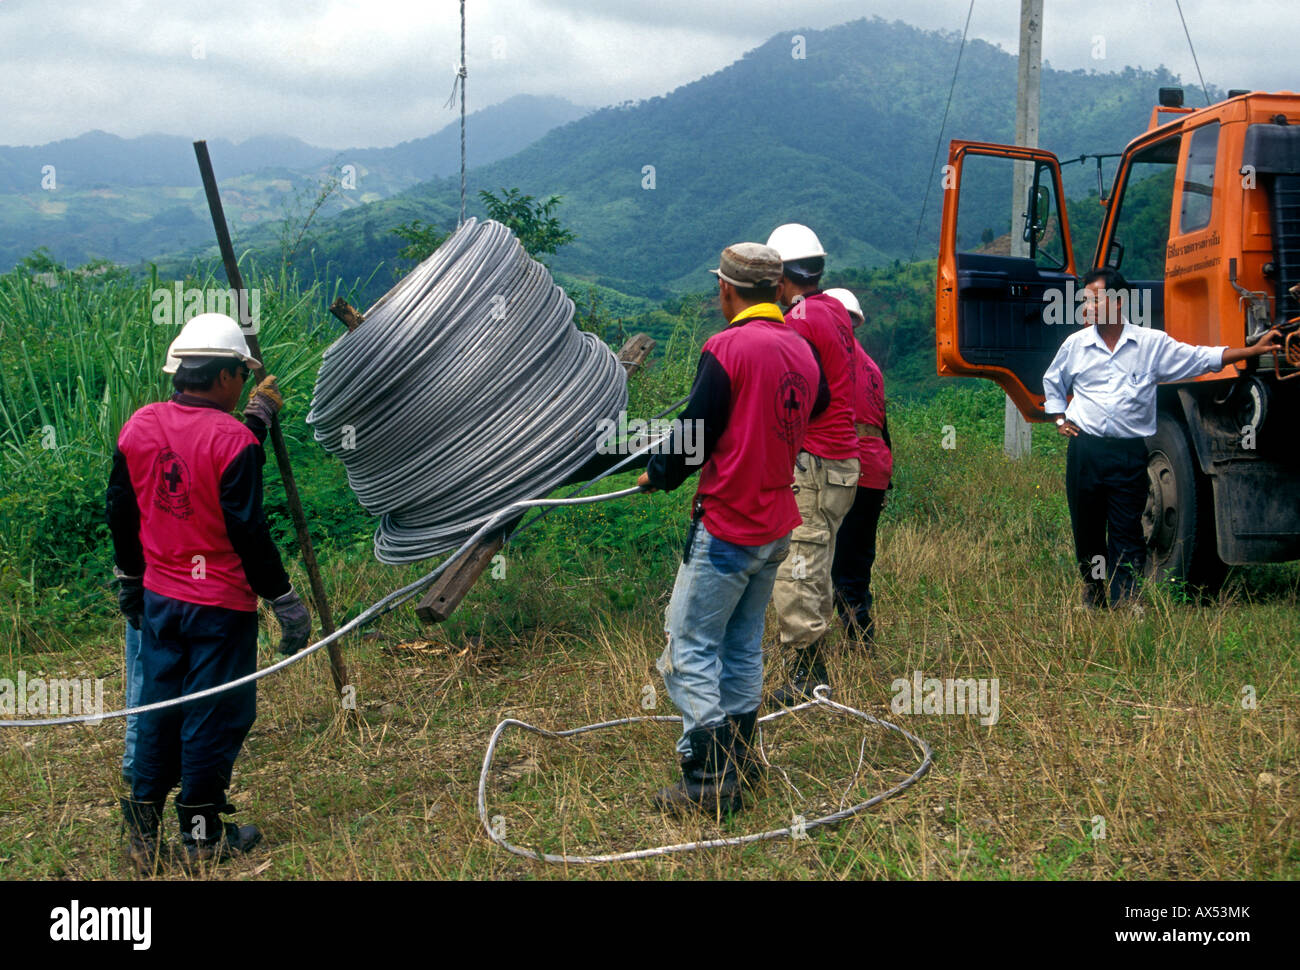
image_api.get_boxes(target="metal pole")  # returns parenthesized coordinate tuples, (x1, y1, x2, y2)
(192, 140, 348, 697)
(1005, 0, 1042, 459)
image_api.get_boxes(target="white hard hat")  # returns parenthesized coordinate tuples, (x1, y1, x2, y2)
(162, 337, 183, 375)
(165, 313, 261, 372)
(765, 223, 827, 262)
(825, 288, 864, 322)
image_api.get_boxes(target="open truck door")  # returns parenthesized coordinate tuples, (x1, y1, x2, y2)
(936, 141, 1077, 420)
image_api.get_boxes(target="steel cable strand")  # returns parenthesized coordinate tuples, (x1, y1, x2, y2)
(352, 269, 570, 510)
(308, 218, 627, 563)
(310, 222, 513, 434)
(477, 688, 935, 864)
(309, 226, 481, 427)
(369, 306, 603, 555)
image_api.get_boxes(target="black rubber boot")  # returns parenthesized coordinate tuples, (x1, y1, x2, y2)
(176, 802, 262, 870)
(771, 641, 830, 706)
(841, 606, 876, 649)
(652, 723, 742, 817)
(120, 797, 167, 875)
(1080, 580, 1107, 611)
(727, 709, 763, 790)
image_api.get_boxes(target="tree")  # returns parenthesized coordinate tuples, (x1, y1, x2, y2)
(478, 188, 575, 260)
(390, 220, 450, 276)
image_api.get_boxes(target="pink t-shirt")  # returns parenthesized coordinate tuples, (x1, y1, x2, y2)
(784, 293, 858, 460)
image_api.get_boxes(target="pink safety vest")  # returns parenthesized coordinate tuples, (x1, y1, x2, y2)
(694, 318, 823, 546)
(784, 292, 859, 460)
(117, 401, 260, 611)
(851, 340, 893, 490)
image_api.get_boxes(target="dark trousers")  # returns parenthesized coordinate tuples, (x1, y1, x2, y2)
(131, 590, 258, 808)
(831, 486, 886, 628)
(1065, 433, 1148, 606)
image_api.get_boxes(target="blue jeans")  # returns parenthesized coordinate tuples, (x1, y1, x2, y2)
(657, 527, 790, 755)
(122, 622, 143, 782)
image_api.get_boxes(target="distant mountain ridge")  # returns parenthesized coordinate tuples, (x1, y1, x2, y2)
(0, 94, 588, 269)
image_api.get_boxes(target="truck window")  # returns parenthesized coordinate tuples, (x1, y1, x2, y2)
(1106, 138, 1178, 281)
(954, 155, 1067, 270)
(954, 153, 1013, 255)
(1179, 122, 1220, 234)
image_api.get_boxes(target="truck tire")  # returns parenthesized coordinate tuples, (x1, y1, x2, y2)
(1143, 413, 1227, 594)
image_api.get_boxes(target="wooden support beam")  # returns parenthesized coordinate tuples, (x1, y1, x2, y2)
(329, 298, 365, 332)
(618, 333, 655, 375)
(415, 533, 506, 624)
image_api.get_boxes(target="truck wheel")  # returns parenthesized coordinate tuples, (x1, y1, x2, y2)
(1143, 414, 1226, 594)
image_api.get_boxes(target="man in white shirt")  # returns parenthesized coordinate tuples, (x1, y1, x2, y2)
(1042, 268, 1280, 608)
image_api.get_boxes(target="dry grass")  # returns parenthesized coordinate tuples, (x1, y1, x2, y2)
(1, 415, 1296, 881)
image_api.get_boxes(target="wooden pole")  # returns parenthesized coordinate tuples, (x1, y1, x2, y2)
(192, 139, 349, 697)
(1005, 0, 1042, 459)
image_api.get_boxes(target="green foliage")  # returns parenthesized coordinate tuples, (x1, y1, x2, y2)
(390, 219, 451, 274)
(478, 188, 576, 260)
(0, 251, 341, 643)
(132, 21, 1199, 310)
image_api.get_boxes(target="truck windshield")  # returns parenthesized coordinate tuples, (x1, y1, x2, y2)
(1107, 138, 1178, 281)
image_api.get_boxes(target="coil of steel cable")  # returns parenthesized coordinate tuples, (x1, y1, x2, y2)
(307, 218, 628, 563)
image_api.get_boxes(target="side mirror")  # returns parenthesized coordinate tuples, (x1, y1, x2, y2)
(1023, 182, 1051, 253)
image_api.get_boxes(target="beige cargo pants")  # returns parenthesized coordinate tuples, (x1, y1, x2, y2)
(772, 451, 861, 649)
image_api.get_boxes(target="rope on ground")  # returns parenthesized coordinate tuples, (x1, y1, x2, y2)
(477, 686, 935, 864)
(307, 217, 628, 564)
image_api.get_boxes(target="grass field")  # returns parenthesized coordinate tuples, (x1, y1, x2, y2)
(2, 369, 1296, 880)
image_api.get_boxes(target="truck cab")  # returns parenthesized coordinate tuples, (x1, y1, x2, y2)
(936, 89, 1300, 588)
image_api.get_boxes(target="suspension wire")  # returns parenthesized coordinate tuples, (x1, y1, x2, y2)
(459, 0, 467, 225)
(1173, 0, 1211, 106)
(909, 0, 976, 265)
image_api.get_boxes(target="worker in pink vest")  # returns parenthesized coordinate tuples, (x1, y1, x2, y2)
(826, 288, 892, 647)
(765, 224, 860, 704)
(639, 243, 828, 814)
(108, 313, 310, 873)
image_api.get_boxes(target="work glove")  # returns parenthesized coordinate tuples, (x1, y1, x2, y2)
(244, 375, 283, 427)
(270, 587, 311, 655)
(114, 566, 143, 630)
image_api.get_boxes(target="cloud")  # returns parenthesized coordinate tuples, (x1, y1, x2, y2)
(0, 0, 1294, 148)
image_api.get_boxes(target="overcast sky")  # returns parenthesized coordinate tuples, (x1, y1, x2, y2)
(0, 0, 1294, 149)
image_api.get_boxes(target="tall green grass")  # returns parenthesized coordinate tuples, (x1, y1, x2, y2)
(0, 258, 343, 648)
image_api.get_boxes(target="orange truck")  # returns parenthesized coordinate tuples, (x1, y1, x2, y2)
(936, 88, 1300, 588)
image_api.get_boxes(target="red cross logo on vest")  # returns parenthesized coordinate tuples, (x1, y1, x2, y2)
(152, 449, 194, 520)
(774, 372, 811, 443)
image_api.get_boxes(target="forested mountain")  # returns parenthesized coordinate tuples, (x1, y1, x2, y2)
(216, 17, 1206, 304)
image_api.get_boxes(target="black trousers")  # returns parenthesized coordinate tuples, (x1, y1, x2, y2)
(831, 486, 886, 627)
(132, 590, 259, 808)
(1065, 433, 1148, 606)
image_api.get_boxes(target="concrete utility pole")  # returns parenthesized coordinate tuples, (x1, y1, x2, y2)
(1005, 0, 1042, 459)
